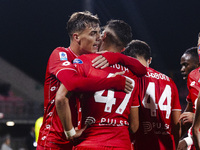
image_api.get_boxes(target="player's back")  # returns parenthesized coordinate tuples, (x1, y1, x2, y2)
(73, 54, 139, 149)
(134, 67, 181, 150)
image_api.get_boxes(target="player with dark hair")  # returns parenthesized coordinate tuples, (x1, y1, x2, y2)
(180, 47, 199, 80)
(125, 40, 181, 150)
(37, 11, 146, 150)
(37, 11, 134, 150)
(56, 20, 143, 150)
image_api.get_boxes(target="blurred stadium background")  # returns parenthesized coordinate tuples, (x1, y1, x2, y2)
(0, 0, 200, 149)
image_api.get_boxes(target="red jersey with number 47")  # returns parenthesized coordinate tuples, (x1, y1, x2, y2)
(73, 54, 139, 149)
(133, 67, 181, 150)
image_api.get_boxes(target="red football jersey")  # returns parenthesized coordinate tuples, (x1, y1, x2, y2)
(186, 67, 200, 150)
(134, 67, 181, 150)
(38, 47, 78, 148)
(187, 67, 200, 112)
(73, 54, 139, 149)
(38, 47, 131, 149)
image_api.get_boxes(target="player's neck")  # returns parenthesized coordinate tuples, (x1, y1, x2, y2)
(70, 42, 82, 56)
(101, 44, 121, 53)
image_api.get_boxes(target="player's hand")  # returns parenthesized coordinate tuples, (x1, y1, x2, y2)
(112, 71, 133, 93)
(111, 71, 133, 93)
(179, 112, 194, 125)
(177, 139, 188, 150)
(124, 77, 133, 93)
(92, 54, 109, 69)
(69, 125, 88, 140)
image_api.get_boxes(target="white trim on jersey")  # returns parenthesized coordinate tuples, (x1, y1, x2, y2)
(56, 68, 77, 78)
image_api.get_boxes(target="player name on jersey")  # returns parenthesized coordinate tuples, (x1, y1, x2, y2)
(110, 64, 129, 72)
(145, 71, 170, 81)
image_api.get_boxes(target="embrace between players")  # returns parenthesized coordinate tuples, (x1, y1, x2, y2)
(36, 11, 200, 150)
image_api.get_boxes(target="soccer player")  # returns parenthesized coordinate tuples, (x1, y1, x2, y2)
(125, 40, 181, 150)
(179, 33, 200, 150)
(192, 33, 200, 150)
(37, 11, 146, 150)
(180, 47, 199, 81)
(57, 20, 141, 150)
(37, 11, 127, 150)
(178, 47, 199, 149)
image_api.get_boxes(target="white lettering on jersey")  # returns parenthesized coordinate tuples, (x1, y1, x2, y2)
(145, 72, 170, 81)
(142, 82, 172, 119)
(110, 64, 129, 72)
(94, 73, 135, 114)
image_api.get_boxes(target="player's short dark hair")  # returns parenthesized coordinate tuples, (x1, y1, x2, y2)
(104, 20, 132, 47)
(67, 11, 100, 39)
(184, 47, 199, 63)
(125, 40, 151, 61)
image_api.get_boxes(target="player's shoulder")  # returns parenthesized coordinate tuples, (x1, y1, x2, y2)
(74, 53, 100, 62)
(188, 67, 200, 79)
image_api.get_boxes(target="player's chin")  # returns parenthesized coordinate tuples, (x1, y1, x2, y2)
(92, 46, 99, 53)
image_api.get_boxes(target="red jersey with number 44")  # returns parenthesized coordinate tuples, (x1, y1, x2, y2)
(133, 67, 181, 150)
(73, 54, 139, 149)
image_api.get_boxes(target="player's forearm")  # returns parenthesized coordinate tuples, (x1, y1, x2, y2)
(102, 52, 147, 77)
(57, 70, 126, 92)
(55, 85, 73, 131)
(171, 111, 181, 148)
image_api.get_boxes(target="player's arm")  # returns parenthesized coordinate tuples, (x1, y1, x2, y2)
(55, 84, 88, 140)
(171, 110, 181, 149)
(57, 67, 132, 93)
(129, 107, 139, 134)
(55, 84, 75, 139)
(192, 91, 200, 150)
(93, 52, 147, 77)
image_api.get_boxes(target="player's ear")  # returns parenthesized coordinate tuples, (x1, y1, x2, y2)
(102, 32, 107, 41)
(73, 33, 80, 43)
(148, 57, 152, 65)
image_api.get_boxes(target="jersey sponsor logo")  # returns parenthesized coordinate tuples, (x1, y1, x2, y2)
(190, 81, 196, 86)
(142, 121, 170, 135)
(85, 116, 96, 125)
(99, 117, 129, 126)
(59, 52, 68, 61)
(50, 86, 56, 91)
(73, 58, 83, 64)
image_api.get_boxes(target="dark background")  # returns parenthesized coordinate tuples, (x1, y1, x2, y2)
(1, 0, 200, 84)
(0, 0, 199, 147)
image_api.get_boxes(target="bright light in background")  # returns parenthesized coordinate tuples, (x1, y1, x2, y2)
(6, 121, 15, 126)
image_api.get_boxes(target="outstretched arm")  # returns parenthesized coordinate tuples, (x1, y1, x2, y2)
(93, 52, 147, 77)
(57, 68, 133, 93)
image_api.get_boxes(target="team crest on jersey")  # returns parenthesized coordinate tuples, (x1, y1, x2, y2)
(73, 58, 83, 64)
(59, 52, 68, 61)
